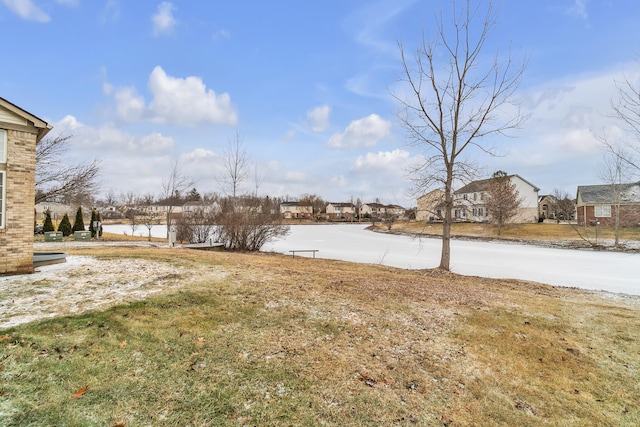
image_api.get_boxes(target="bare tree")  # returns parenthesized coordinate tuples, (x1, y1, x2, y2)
(160, 160, 195, 238)
(253, 162, 265, 196)
(220, 131, 249, 198)
(35, 134, 101, 204)
(610, 67, 640, 172)
(551, 189, 576, 221)
(299, 194, 326, 220)
(139, 209, 161, 242)
(381, 210, 398, 231)
(598, 143, 633, 247)
(484, 171, 522, 236)
(394, 0, 526, 270)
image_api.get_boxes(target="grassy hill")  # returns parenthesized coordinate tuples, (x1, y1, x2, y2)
(1, 245, 638, 426)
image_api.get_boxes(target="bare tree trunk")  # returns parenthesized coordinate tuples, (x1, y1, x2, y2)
(394, 0, 526, 271)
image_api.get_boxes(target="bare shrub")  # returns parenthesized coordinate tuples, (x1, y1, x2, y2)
(213, 195, 289, 250)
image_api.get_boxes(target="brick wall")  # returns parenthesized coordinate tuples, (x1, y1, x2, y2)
(0, 129, 37, 275)
(577, 204, 640, 227)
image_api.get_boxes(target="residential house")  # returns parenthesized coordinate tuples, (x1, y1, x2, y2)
(576, 182, 640, 226)
(538, 194, 556, 221)
(325, 202, 356, 220)
(538, 194, 576, 221)
(453, 174, 540, 223)
(360, 202, 407, 220)
(280, 201, 313, 219)
(1, 97, 52, 274)
(385, 204, 407, 218)
(99, 205, 123, 220)
(182, 200, 206, 216)
(146, 201, 183, 218)
(360, 202, 385, 219)
(416, 189, 445, 222)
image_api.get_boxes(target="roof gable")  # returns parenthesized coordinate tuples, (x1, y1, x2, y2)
(0, 97, 52, 142)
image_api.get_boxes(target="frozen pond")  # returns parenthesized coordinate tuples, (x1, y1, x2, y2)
(104, 223, 640, 296)
(262, 224, 640, 296)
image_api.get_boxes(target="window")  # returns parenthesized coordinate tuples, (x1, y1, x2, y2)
(594, 205, 611, 217)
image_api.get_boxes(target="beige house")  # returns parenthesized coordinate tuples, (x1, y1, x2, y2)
(454, 174, 540, 223)
(280, 201, 313, 219)
(361, 202, 407, 219)
(1, 97, 52, 274)
(416, 189, 445, 222)
(416, 175, 540, 224)
(325, 202, 356, 220)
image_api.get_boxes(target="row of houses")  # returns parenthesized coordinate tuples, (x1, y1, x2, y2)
(36, 200, 409, 223)
(281, 201, 406, 220)
(416, 174, 640, 227)
(38, 175, 640, 228)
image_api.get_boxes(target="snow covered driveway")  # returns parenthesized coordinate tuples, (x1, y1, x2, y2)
(262, 224, 640, 296)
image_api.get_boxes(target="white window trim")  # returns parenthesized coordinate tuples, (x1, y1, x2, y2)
(594, 204, 611, 217)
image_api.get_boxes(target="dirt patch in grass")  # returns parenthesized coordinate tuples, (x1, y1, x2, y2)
(1, 245, 639, 426)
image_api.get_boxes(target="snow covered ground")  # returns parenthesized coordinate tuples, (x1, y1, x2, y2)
(103, 223, 640, 296)
(262, 224, 640, 296)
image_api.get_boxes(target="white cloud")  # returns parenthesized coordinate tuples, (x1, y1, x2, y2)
(351, 149, 410, 172)
(133, 132, 174, 154)
(152, 2, 176, 36)
(2, 0, 49, 22)
(114, 86, 146, 122)
(52, 116, 173, 157)
(267, 160, 280, 170)
(327, 114, 391, 149)
(179, 148, 216, 164)
(285, 171, 307, 183)
(306, 104, 330, 132)
(330, 175, 346, 187)
(106, 66, 237, 127)
(147, 66, 237, 126)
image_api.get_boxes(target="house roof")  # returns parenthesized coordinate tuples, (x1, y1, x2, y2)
(577, 182, 640, 204)
(0, 96, 52, 142)
(455, 174, 540, 194)
(280, 201, 312, 207)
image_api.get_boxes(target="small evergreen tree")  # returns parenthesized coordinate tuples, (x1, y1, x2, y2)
(72, 207, 85, 232)
(89, 209, 98, 237)
(42, 210, 55, 233)
(58, 213, 73, 236)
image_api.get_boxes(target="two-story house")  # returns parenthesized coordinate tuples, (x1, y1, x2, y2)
(454, 174, 540, 223)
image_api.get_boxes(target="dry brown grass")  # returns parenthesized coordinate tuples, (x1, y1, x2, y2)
(391, 221, 640, 245)
(1, 246, 639, 426)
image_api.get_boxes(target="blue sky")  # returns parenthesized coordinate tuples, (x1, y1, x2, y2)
(2, 0, 639, 205)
